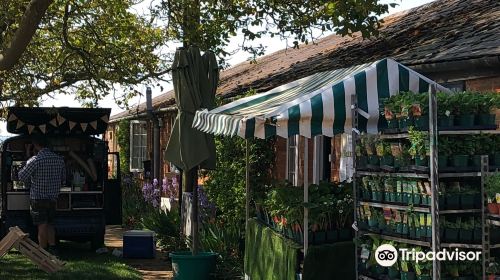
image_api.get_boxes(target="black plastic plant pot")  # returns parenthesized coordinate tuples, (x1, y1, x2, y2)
(389, 192, 396, 203)
(409, 227, 416, 239)
(368, 155, 380, 166)
(457, 114, 475, 127)
(326, 230, 338, 243)
(401, 271, 416, 280)
(445, 228, 459, 243)
(412, 193, 422, 205)
(362, 189, 371, 200)
(438, 115, 454, 128)
(473, 193, 482, 208)
(473, 228, 482, 243)
(422, 195, 431, 206)
(417, 275, 431, 280)
(426, 226, 431, 239)
(382, 155, 394, 166)
(471, 155, 482, 168)
(439, 196, 446, 209)
(460, 194, 475, 209)
(357, 156, 368, 170)
(371, 191, 378, 201)
(402, 224, 409, 236)
(339, 228, 352, 241)
(452, 155, 470, 167)
(359, 221, 369, 231)
(313, 231, 326, 245)
(438, 155, 448, 168)
(494, 153, 500, 166)
(491, 228, 500, 243)
(446, 194, 460, 210)
(388, 267, 400, 280)
(415, 156, 429, 167)
(378, 192, 385, 202)
(399, 117, 410, 130)
(372, 265, 387, 278)
(387, 120, 398, 129)
(414, 116, 429, 131)
(368, 219, 378, 230)
(402, 193, 410, 204)
(478, 113, 496, 125)
(395, 192, 402, 203)
(459, 229, 473, 243)
(396, 223, 403, 235)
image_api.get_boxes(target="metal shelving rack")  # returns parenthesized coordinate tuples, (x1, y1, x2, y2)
(352, 86, 498, 280)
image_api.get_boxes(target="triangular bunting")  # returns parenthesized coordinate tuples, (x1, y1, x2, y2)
(80, 123, 88, 131)
(100, 115, 109, 123)
(68, 121, 76, 130)
(49, 118, 58, 127)
(27, 125, 35, 134)
(39, 124, 46, 134)
(16, 120, 25, 129)
(8, 114, 17, 122)
(57, 114, 66, 125)
(90, 120, 98, 130)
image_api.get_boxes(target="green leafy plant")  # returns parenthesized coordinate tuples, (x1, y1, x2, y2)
(117, 119, 131, 173)
(486, 173, 500, 203)
(408, 127, 429, 159)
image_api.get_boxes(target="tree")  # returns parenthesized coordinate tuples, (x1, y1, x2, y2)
(154, 0, 392, 62)
(0, 0, 168, 110)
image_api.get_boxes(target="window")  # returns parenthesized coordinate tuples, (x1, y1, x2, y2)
(130, 121, 147, 171)
(286, 135, 299, 186)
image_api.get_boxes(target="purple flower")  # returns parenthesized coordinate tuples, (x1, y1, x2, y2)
(142, 179, 161, 208)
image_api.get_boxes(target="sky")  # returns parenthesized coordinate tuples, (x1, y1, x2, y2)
(0, 0, 435, 135)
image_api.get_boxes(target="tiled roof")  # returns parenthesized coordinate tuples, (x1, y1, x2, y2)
(110, 0, 500, 121)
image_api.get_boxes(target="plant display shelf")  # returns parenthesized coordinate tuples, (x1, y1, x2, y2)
(356, 170, 484, 178)
(359, 201, 430, 213)
(361, 231, 431, 247)
(379, 129, 500, 139)
(352, 88, 499, 280)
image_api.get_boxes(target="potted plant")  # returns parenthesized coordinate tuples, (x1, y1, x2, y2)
(475, 92, 499, 125)
(376, 140, 393, 167)
(449, 136, 474, 168)
(381, 95, 400, 129)
(398, 92, 414, 130)
(336, 191, 353, 241)
(486, 262, 500, 280)
(356, 144, 368, 170)
(361, 176, 372, 200)
(486, 173, 500, 214)
(362, 134, 380, 167)
(400, 258, 416, 280)
(408, 128, 429, 167)
(471, 134, 493, 168)
(453, 92, 476, 127)
(368, 208, 379, 231)
(425, 214, 432, 240)
(460, 185, 477, 209)
(437, 92, 454, 128)
(459, 218, 474, 243)
(385, 178, 397, 203)
(473, 217, 482, 244)
(445, 182, 461, 210)
(438, 136, 453, 169)
(444, 220, 460, 243)
(370, 176, 384, 202)
(412, 93, 429, 131)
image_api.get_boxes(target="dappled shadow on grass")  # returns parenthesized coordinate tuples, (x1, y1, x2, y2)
(0, 241, 141, 280)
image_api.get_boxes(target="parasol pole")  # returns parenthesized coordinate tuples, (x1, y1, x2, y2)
(303, 137, 309, 256)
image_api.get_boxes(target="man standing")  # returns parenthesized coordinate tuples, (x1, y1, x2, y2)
(19, 135, 66, 254)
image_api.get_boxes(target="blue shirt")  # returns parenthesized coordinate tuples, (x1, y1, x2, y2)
(18, 148, 66, 200)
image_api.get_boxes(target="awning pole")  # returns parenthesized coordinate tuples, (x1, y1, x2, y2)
(246, 139, 250, 231)
(303, 137, 309, 256)
(313, 136, 320, 184)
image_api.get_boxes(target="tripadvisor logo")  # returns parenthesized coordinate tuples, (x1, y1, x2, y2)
(375, 245, 481, 267)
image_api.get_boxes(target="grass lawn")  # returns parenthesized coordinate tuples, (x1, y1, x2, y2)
(0, 241, 141, 280)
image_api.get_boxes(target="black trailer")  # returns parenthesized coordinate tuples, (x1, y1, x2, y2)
(0, 107, 121, 249)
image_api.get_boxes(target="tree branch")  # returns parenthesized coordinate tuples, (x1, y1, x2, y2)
(0, 0, 54, 71)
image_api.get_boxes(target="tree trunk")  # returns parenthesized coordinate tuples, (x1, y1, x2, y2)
(0, 0, 54, 71)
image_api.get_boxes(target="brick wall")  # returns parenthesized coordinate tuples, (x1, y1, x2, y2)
(465, 76, 500, 92)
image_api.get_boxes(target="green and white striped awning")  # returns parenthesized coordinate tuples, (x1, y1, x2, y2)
(193, 58, 450, 139)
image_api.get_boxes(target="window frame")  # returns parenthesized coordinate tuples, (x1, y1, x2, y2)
(129, 120, 148, 172)
(286, 135, 299, 186)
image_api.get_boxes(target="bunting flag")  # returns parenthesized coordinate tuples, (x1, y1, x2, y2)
(8, 114, 17, 122)
(16, 120, 25, 129)
(90, 120, 98, 129)
(80, 122, 88, 131)
(69, 121, 76, 130)
(27, 125, 35, 134)
(49, 118, 58, 127)
(39, 124, 47, 134)
(100, 115, 109, 123)
(57, 114, 66, 125)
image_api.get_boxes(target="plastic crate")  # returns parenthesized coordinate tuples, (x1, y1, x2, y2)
(123, 230, 156, 259)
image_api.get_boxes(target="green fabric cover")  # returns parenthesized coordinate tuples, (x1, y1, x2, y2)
(244, 219, 301, 280)
(303, 242, 355, 280)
